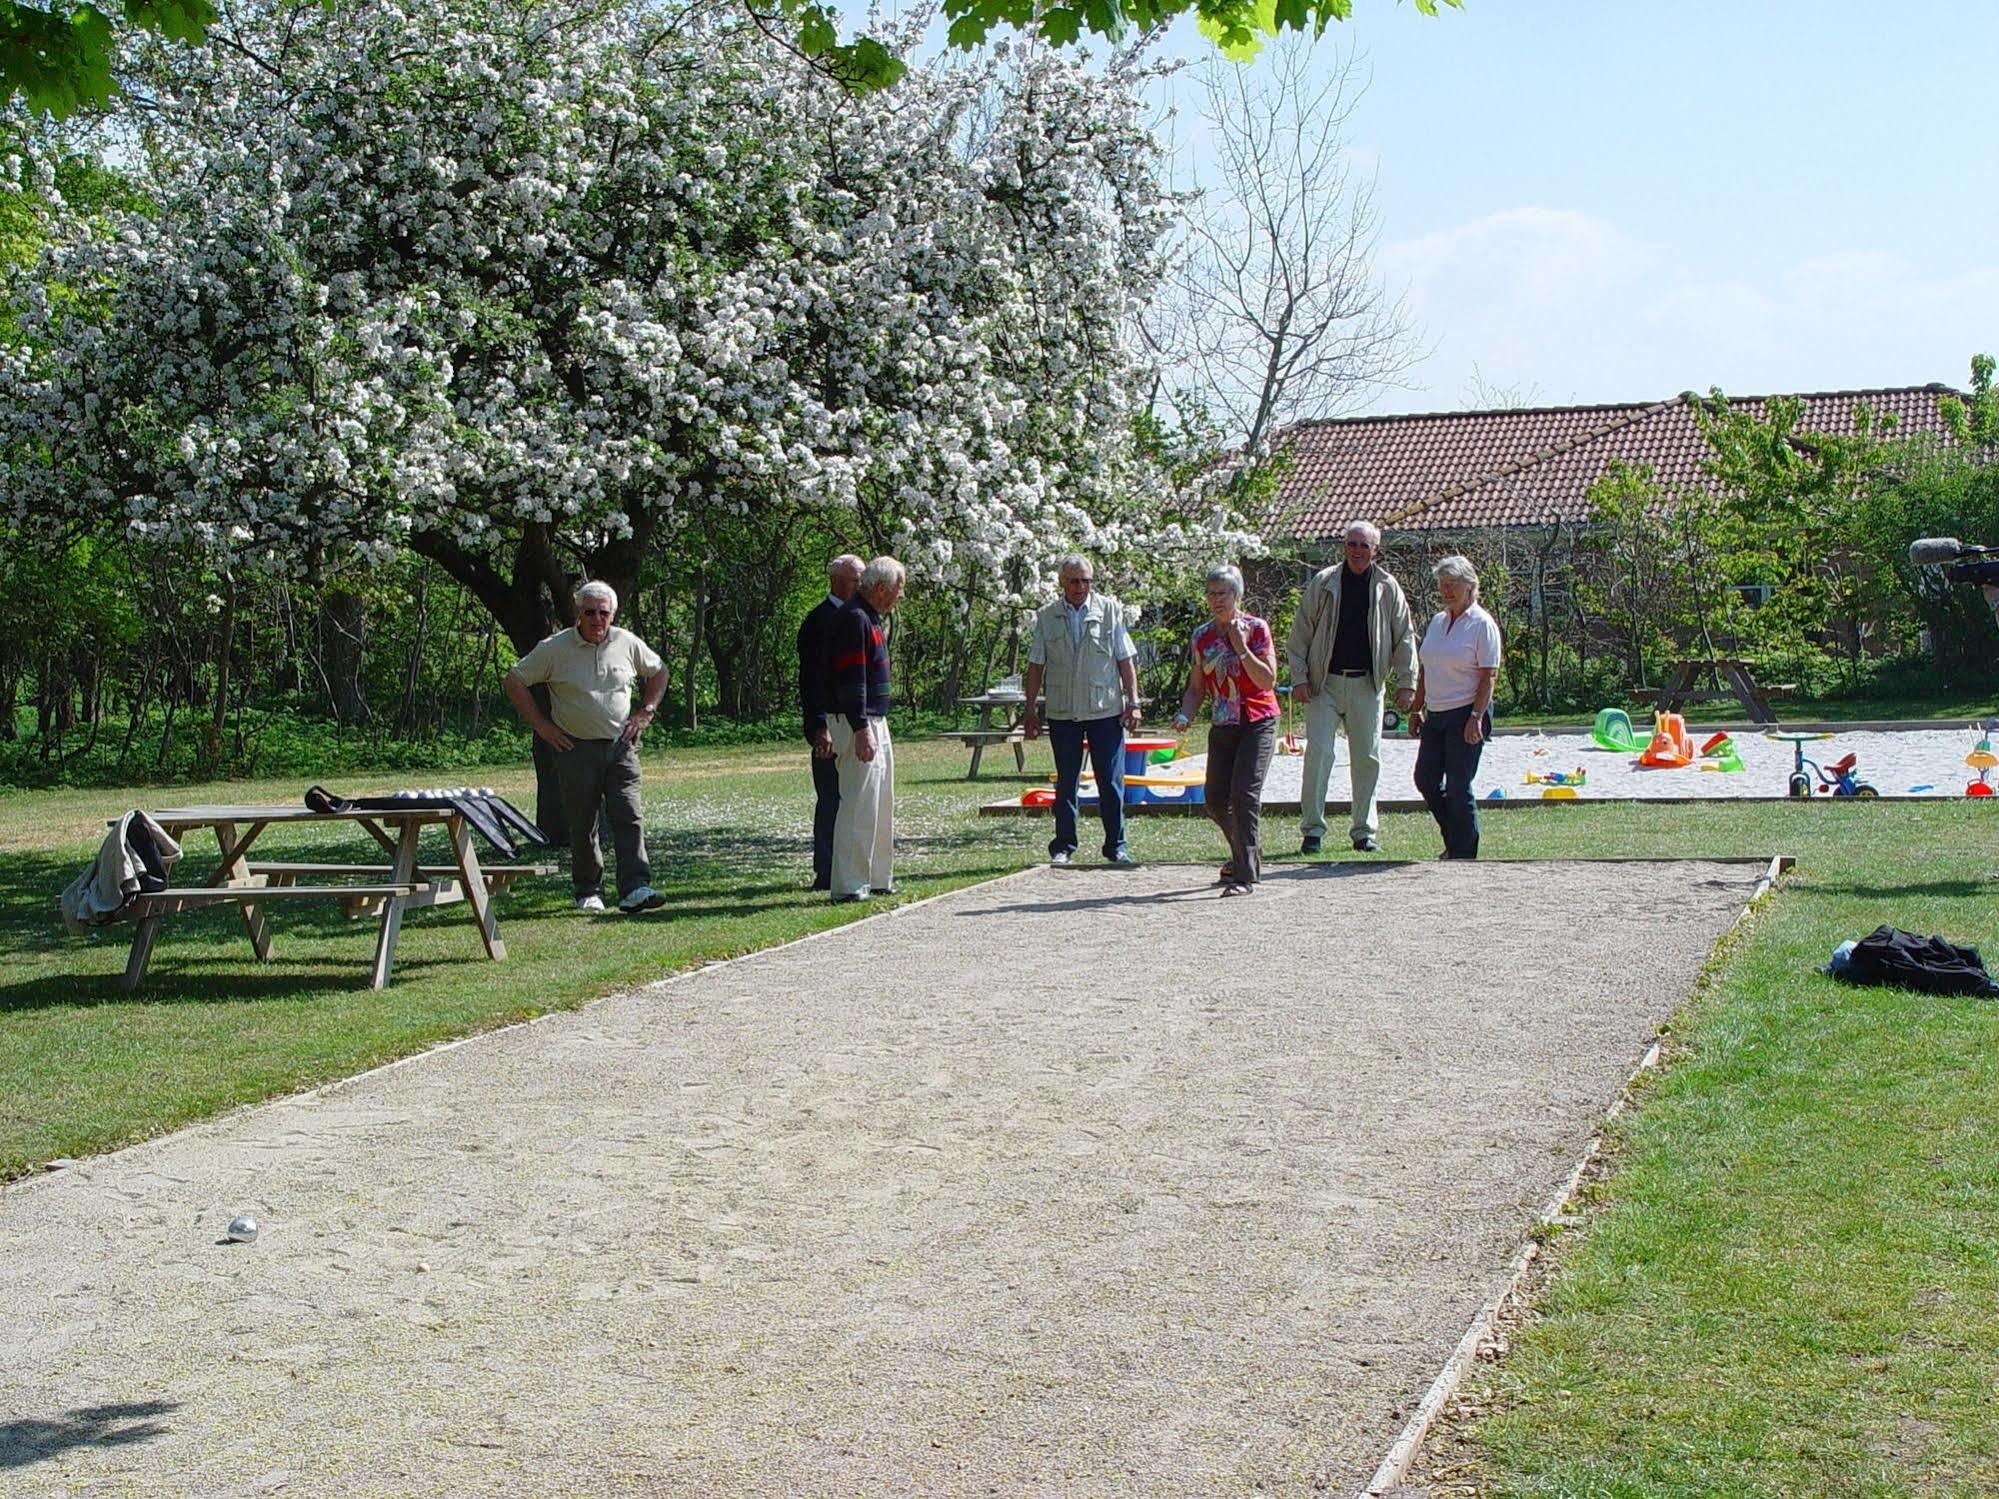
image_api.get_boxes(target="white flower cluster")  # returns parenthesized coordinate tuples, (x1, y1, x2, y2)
(1, 0, 1260, 608)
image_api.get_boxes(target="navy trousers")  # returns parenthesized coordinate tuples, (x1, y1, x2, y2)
(809, 749, 840, 890)
(1414, 704, 1490, 859)
(1048, 715, 1127, 858)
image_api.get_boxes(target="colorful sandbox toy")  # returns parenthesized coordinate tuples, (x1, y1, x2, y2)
(1966, 733, 1997, 797)
(1590, 708, 1644, 753)
(1524, 767, 1587, 788)
(1638, 711, 1696, 768)
(1050, 737, 1206, 807)
(1698, 731, 1744, 773)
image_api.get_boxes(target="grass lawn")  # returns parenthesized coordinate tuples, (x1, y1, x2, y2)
(4, 733, 1998, 1494)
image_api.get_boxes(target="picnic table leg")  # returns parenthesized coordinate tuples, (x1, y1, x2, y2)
(1656, 660, 1698, 717)
(1722, 661, 1774, 723)
(215, 820, 273, 962)
(967, 741, 985, 779)
(1012, 736, 1026, 772)
(447, 814, 505, 961)
(369, 820, 421, 990)
(121, 914, 163, 993)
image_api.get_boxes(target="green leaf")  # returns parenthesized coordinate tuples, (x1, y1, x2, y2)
(826, 37, 905, 91)
(1039, 6, 1082, 45)
(796, 5, 837, 56)
(1195, 0, 1277, 61)
(124, 0, 216, 47)
(945, 12, 990, 48)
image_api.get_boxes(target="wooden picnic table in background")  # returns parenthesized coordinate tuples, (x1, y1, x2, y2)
(1632, 659, 1793, 725)
(942, 690, 1043, 778)
(116, 804, 553, 993)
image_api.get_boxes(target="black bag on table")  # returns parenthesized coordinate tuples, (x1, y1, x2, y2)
(1838, 924, 1999, 997)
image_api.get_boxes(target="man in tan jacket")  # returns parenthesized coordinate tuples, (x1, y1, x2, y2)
(1285, 521, 1418, 854)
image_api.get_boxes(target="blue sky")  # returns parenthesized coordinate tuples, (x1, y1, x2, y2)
(848, 2, 1998, 415)
(1307, 2, 1999, 413)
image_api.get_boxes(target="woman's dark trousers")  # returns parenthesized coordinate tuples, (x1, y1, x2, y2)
(1414, 705, 1489, 859)
(1205, 718, 1278, 883)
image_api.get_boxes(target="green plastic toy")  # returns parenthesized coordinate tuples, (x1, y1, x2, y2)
(1591, 707, 1643, 754)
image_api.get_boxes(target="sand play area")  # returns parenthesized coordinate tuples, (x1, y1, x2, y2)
(1019, 721, 1991, 815)
(2, 859, 1770, 1496)
(1264, 721, 1987, 804)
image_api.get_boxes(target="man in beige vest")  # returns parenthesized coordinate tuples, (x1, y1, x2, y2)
(504, 580, 669, 913)
(1286, 521, 1418, 854)
(1023, 556, 1142, 867)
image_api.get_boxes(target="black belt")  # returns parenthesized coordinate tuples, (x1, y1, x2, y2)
(1331, 669, 1372, 677)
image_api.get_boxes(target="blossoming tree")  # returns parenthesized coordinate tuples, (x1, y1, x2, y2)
(3, 0, 1251, 663)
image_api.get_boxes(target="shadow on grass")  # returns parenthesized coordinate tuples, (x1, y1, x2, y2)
(0, 1401, 178, 1469)
(1, 822, 1028, 1011)
(1812, 878, 1997, 900)
(0, 949, 473, 1013)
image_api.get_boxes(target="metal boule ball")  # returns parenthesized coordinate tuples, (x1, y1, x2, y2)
(226, 1215, 259, 1243)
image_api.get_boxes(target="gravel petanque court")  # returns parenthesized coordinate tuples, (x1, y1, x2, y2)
(2, 859, 1767, 1496)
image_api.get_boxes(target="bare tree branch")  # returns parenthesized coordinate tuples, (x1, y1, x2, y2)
(1150, 36, 1417, 451)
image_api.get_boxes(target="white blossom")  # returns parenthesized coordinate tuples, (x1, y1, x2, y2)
(1, 0, 1258, 614)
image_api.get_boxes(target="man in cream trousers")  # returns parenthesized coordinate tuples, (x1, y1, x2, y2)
(1286, 521, 1418, 854)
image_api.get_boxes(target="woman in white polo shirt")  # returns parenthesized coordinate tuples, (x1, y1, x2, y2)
(1406, 555, 1501, 860)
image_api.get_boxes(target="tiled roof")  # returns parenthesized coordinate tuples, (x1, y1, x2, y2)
(1268, 385, 1965, 539)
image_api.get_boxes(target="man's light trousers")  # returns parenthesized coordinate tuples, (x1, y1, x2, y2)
(831, 715, 895, 897)
(1299, 675, 1386, 842)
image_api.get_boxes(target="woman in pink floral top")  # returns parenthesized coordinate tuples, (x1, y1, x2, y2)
(1172, 564, 1282, 895)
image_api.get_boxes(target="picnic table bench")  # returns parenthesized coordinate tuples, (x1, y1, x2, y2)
(1632, 659, 1794, 724)
(941, 690, 1044, 778)
(944, 727, 1029, 778)
(113, 805, 554, 993)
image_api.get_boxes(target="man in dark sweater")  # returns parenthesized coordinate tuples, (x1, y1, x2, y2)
(827, 556, 906, 902)
(797, 553, 865, 891)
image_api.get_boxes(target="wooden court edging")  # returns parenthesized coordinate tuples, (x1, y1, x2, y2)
(1356, 853, 1794, 1498)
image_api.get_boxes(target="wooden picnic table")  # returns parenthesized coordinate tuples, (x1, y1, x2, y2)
(942, 691, 1044, 779)
(114, 804, 553, 993)
(1632, 659, 1793, 725)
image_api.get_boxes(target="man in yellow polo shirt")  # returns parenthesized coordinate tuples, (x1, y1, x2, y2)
(504, 581, 669, 913)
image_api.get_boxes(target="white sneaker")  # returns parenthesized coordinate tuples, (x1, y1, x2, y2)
(1050, 851, 1073, 867)
(575, 894, 606, 913)
(619, 885, 668, 913)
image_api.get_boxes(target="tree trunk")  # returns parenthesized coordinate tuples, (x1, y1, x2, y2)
(321, 586, 372, 724)
(684, 569, 706, 731)
(208, 581, 238, 752)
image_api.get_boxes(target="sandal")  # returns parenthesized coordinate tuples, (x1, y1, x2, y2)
(1221, 881, 1253, 898)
